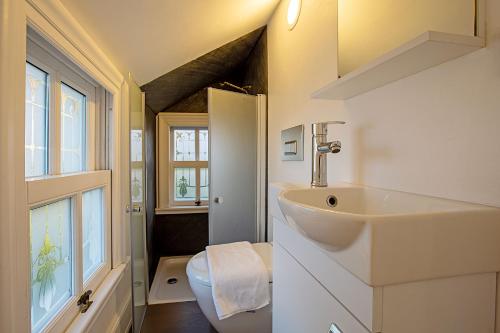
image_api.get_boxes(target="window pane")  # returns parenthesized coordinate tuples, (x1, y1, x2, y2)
(131, 168, 143, 203)
(174, 168, 196, 201)
(131, 129, 142, 162)
(82, 188, 104, 282)
(61, 83, 86, 173)
(30, 199, 73, 333)
(199, 129, 208, 161)
(200, 168, 209, 201)
(173, 129, 195, 161)
(25, 63, 49, 178)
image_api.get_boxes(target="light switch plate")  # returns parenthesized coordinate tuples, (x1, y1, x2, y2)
(281, 125, 304, 161)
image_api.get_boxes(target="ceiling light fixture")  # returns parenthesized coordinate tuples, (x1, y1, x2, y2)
(287, 0, 301, 30)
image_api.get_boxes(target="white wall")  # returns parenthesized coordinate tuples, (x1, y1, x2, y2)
(338, 0, 475, 75)
(267, 0, 500, 215)
(267, 0, 350, 186)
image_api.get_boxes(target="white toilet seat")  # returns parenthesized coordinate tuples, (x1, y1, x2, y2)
(186, 242, 273, 333)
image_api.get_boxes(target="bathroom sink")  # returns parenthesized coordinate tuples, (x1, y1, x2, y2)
(278, 184, 500, 285)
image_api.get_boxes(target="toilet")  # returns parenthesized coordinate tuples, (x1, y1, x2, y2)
(186, 242, 273, 333)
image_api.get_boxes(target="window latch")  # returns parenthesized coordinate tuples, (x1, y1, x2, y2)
(194, 200, 202, 206)
(77, 290, 93, 313)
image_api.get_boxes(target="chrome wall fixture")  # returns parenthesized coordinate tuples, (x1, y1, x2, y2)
(311, 121, 345, 187)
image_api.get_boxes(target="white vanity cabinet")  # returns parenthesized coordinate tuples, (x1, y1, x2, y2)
(273, 219, 496, 333)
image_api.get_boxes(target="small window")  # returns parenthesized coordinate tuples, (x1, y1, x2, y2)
(170, 127, 209, 206)
(30, 198, 73, 333)
(25, 63, 49, 178)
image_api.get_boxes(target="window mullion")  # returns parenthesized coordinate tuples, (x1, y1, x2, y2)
(195, 129, 200, 201)
(74, 192, 83, 298)
(51, 74, 61, 175)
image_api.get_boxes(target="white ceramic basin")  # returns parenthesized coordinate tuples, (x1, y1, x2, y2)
(278, 184, 500, 285)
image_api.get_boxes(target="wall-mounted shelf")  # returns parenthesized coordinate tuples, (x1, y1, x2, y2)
(312, 31, 485, 100)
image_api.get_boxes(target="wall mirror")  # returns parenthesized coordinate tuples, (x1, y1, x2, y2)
(338, 0, 479, 77)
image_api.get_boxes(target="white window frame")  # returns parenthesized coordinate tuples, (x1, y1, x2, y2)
(25, 30, 111, 333)
(1, 1, 129, 332)
(26, 33, 97, 175)
(169, 127, 209, 207)
(156, 113, 209, 214)
(26, 171, 112, 333)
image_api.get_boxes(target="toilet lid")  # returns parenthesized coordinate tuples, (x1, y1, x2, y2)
(187, 242, 273, 287)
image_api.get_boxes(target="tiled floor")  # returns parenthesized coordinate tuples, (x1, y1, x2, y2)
(140, 302, 218, 333)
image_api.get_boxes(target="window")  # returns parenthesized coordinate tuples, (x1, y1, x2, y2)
(156, 113, 209, 212)
(25, 63, 49, 177)
(60, 83, 86, 173)
(30, 199, 73, 333)
(26, 33, 111, 333)
(170, 127, 209, 206)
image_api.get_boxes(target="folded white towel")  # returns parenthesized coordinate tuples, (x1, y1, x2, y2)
(206, 241, 270, 320)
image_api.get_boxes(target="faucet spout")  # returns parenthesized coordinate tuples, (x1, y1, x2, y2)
(311, 122, 345, 188)
(317, 140, 341, 154)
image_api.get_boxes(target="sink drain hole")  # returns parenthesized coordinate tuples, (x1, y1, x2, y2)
(167, 277, 178, 285)
(326, 195, 338, 208)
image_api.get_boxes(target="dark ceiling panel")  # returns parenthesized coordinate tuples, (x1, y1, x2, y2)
(142, 27, 265, 113)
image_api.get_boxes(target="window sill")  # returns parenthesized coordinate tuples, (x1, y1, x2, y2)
(66, 260, 128, 333)
(155, 206, 209, 215)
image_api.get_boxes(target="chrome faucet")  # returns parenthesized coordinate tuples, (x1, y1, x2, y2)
(311, 121, 345, 187)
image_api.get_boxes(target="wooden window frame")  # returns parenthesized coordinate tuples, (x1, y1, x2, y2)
(156, 113, 209, 214)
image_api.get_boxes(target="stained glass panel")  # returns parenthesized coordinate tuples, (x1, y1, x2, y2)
(199, 129, 208, 161)
(25, 63, 49, 178)
(82, 188, 104, 282)
(30, 199, 73, 333)
(173, 129, 196, 161)
(174, 168, 196, 201)
(131, 168, 143, 203)
(131, 129, 142, 162)
(200, 168, 209, 200)
(61, 83, 86, 173)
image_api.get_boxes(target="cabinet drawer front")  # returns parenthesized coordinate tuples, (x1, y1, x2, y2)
(273, 244, 370, 333)
(274, 218, 379, 330)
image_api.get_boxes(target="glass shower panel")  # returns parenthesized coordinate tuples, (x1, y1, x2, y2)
(129, 78, 147, 332)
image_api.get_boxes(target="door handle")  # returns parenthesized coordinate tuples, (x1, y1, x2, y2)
(125, 204, 142, 213)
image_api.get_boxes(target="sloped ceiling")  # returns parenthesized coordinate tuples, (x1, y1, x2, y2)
(142, 27, 265, 113)
(59, 0, 279, 85)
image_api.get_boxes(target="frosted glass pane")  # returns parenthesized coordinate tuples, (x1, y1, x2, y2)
(25, 63, 48, 178)
(200, 168, 209, 200)
(173, 129, 195, 161)
(82, 188, 104, 282)
(199, 129, 208, 161)
(30, 199, 73, 333)
(131, 129, 142, 162)
(61, 83, 86, 173)
(131, 168, 143, 203)
(174, 168, 196, 201)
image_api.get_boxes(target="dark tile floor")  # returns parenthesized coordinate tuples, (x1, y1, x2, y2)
(140, 302, 218, 333)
